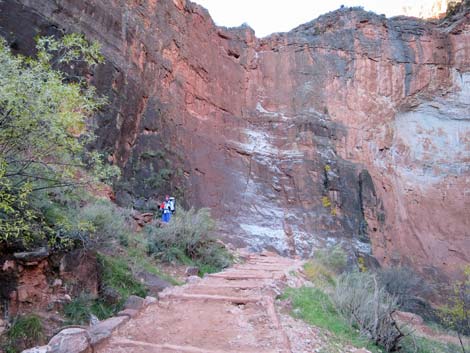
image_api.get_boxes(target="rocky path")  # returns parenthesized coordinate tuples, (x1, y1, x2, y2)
(95, 252, 304, 353)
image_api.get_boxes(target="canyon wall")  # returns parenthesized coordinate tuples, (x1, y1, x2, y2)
(1, 0, 469, 280)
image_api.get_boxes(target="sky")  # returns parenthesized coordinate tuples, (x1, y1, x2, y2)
(192, 0, 446, 37)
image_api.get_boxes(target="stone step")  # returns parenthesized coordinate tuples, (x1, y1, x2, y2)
(193, 277, 272, 289)
(208, 273, 277, 280)
(246, 259, 294, 266)
(191, 283, 260, 290)
(244, 265, 290, 270)
(184, 286, 256, 297)
(216, 270, 285, 277)
(159, 293, 262, 304)
(105, 338, 279, 353)
(232, 265, 287, 272)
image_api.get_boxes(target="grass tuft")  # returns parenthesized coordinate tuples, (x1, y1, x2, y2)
(3, 315, 44, 353)
(97, 253, 147, 299)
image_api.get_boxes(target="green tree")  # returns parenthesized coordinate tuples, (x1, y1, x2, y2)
(440, 266, 470, 353)
(0, 34, 118, 247)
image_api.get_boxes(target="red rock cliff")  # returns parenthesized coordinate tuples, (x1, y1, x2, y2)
(1, 0, 469, 280)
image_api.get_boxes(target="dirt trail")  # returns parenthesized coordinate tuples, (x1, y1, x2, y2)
(95, 251, 304, 353)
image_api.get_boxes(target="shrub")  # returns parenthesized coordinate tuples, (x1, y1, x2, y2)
(314, 244, 348, 273)
(446, 0, 469, 18)
(77, 200, 133, 247)
(0, 33, 118, 249)
(439, 266, 470, 353)
(145, 207, 231, 273)
(332, 271, 406, 352)
(378, 266, 433, 314)
(303, 261, 336, 286)
(321, 196, 332, 208)
(4, 315, 44, 352)
(33, 196, 133, 251)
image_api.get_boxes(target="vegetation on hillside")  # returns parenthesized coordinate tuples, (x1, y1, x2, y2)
(439, 266, 470, 353)
(0, 34, 118, 251)
(3, 315, 44, 353)
(145, 207, 232, 276)
(284, 246, 470, 353)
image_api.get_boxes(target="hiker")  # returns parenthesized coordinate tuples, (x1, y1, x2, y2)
(160, 195, 172, 223)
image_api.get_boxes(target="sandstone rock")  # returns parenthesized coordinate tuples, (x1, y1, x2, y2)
(184, 266, 199, 277)
(16, 260, 48, 306)
(117, 308, 139, 318)
(14, 247, 49, 263)
(143, 296, 158, 306)
(133, 212, 154, 223)
(135, 271, 171, 296)
(132, 212, 154, 230)
(21, 346, 47, 353)
(60, 250, 98, 299)
(47, 328, 90, 353)
(2, 260, 16, 271)
(88, 316, 129, 346)
(100, 286, 121, 305)
(123, 295, 145, 310)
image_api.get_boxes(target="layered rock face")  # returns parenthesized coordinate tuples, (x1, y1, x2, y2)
(1, 0, 469, 280)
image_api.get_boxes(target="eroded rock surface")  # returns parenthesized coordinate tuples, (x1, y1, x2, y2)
(0, 0, 469, 281)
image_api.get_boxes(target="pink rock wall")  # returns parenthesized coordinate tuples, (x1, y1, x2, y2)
(1, 0, 469, 280)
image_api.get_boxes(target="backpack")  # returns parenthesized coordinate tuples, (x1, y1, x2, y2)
(169, 197, 176, 213)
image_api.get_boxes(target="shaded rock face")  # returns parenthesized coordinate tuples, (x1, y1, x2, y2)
(1, 0, 469, 280)
(0, 250, 98, 320)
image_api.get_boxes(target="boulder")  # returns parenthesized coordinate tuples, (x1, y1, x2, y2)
(185, 266, 199, 277)
(135, 270, 171, 296)
(46, 328, 90, 353)
(100, 286, 121, 305)
(143, 296, 158, 306)
(123, 295, 145, 310)
(88, 316, 128, 346)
